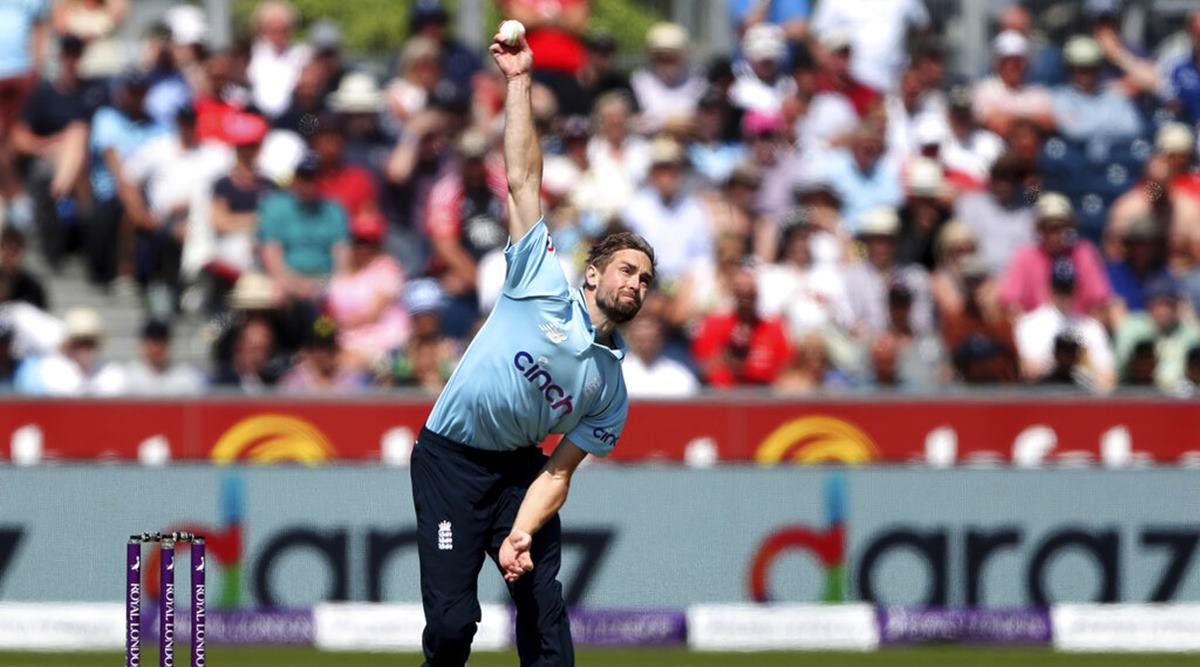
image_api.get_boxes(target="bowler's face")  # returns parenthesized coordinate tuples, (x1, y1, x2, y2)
(594, 249, 653, 324)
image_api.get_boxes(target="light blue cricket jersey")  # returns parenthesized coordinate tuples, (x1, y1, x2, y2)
(425, 219, 628, 457)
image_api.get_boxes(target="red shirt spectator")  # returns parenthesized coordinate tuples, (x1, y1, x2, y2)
(812, 31, 880, 117)
(502, 0, 589, 74)
(692, 269, 791, 387)
(310, 112, 377, 217)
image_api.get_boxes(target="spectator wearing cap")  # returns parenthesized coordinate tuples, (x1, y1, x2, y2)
(1114, 276, 1200, 390)
(810, 29, 880, 117)
(953, 155, 1034, 275)
(124, 320, 205, 395)
(825, 122, 903, 232)
(273, 60, 330, 135)
(757, 208, 852, 341)
(210, 272, 298, 385)
(385, 36, 443, 127)
(0, 0, 47, 228)
(247, 0, 311, 119)
(896, 158, 953, 271)
(424, 128, 507, 337)
(621, 136, 712, 284)
(1163, 9, 1200, 125)
(689, 89, 748, 186)
(279, 315, 369, 393)
(972, 30, 1055, 138)
(139, 20, 193, 129)
(935, 85, 1005, 190)
(574, 30, 632, 115)
(587, 91, 649, 212)
(731, 24, 796, 114)
(305, 112, 378, 219)
(87, 69, 171, 286)
(953, 333, 1016, 386)
(1146, 123, 1200, 201)
(12, 34, 94, 266)
(15, 306, 127, 395)
(742, 108, 804, 222)
(409, 0, 480, 92)
(256, 152, 350, 300)
(1051, 35, 1141, 147)
(326, 210, 410, 369)
(843, 206, 934, 338)
(692, 267, 790, 387)
(631, 22, 707, 133)
(785, 163, 848, 266)
(382, 278, 459, 393)
(623, 292, 699, 398)
(210, 113, 276, 285)
(810, 0, 929, 94)
(327, 71, 391, 172)
(1014, 258, 1115, 391)
(1106, 216, 1170, 312)
(998, 192, 1112, 318)
(0, 227, 47, 310)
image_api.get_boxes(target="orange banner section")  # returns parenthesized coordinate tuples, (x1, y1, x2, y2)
(0, 397, 1197, 465)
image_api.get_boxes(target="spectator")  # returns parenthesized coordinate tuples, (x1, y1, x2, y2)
(12, 34, 92, 267)
(729, 0, 809, 43)
(308, 19, 346, 100)
(213, 317, 281, 392)
(210, 112, 275, 287)
(669, 231, 745, 331)
(810, 0, 928, 93)
(385, 36, 442, 129)
(383, 279, 457, 393)
(52, 0, 126, 43)
(586, 91, 648, 212)
(937, 86, 1005, 189)
(631, 22, 706, 134)
(279, 316, 369, 393)
(1086, 0, 1159, 96)
(972, 30, 1055, 137)
(15, 307, 127, 395)
(843, 206, 933, 337)
(1107, 153, 1200, 262)
(744, 109, 804, 223)
(327, 71, 391, 173)
(326, 210, 410, 369)
(826, 122, 902, 231)
(425, 128, 506, 335)
(256, 152, 350, 301)
(1163, 9, 1200, 125)
(1121, 339, 1158, 387)
(247, 0, 310, 119)
(952, 155, 1034, 275)
(409, 0, 480, 93)
(774, 333, 850, 394)
(999, 192, 1112, 318)
(1014, 258, 1115, 391)
(0, 317, 18, 388)
(1172, 346, 1200, 396)
(896, 158, 953, 270)
(575, 30, 631, 115)
(273, 61, 330, 135)
(194, 50, 250, 144)
(0, 0, 48, 230)
(1051, 35, 1141, 147)
(885, 66, 935, 160)
(0, 227, 46, 309)
(141, 21, 193, 128)
(308, 112, 377, 218)
(757, 209, 851, 340)
(1114, 276, 1200, 390)
(621, 137, 712, 285)
(124, 320, 205, 395)
(622, 310, 699, 398)
(936, 248, 1017, 378)
(1151, 123, 1200, 201)
(689, 89, 748, 186)
(692, 267, 790, 387)
(87, 70, 171, 286)
(865, 283, 948, 391)
(501, 0, 589, 105)
(731, 24, 795, 113)
(1106, 217, 1170, 312)
(810, 30, 879, 117)
(953, 332, 1016, 385)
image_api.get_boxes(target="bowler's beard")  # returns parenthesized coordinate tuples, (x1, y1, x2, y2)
(598, 288, 641, 324)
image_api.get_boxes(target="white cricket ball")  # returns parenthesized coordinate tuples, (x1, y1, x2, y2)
(499, 20, 526, 47)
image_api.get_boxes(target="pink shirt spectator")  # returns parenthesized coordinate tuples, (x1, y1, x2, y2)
(972, 76, 1053, 127)
(326, 256, 411, 364)
(999, 241, 1112, 315)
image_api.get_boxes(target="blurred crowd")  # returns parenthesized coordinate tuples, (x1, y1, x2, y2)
(3, 0, 1200, 398)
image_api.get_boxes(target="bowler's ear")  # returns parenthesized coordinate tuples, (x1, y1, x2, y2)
(584, 263, 599, 290)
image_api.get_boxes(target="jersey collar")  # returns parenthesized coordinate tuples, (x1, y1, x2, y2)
(574, 288, 626, 360)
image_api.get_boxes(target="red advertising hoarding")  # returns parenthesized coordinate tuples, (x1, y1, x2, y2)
(0, 397, 1196, 465)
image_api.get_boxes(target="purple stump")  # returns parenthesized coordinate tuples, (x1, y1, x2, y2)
(126, 539, 142, 667)
(191, 539, 205, 667)
(160, 539, 175, 667)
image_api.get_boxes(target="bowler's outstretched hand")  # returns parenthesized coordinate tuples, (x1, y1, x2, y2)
(489, 28, 532, 80)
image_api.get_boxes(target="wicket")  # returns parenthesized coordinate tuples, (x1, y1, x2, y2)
(127, 532, 206, 667)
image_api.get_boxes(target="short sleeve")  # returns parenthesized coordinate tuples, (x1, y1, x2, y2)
(502, 219, 570, 300)
(565, 380, 628, 458)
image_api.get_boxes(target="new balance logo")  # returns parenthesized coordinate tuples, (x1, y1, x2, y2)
(166, 560, 174, 571)
(196, 556, 205, 572)
(438, 521, 453, 551)
(131, 556, 140, 572)
(539, 322, 567, 344)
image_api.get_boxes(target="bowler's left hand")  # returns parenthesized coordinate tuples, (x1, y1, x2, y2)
(499, 530, 534, 582)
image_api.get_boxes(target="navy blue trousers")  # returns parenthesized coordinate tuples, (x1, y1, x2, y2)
(411, 428, 573, 666)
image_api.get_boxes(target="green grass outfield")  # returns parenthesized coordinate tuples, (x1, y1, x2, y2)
(1, 648, 1200, 666)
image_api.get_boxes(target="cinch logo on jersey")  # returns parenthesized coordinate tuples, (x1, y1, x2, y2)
(592, 427, 618, 447)
(514, 351, 574, 415)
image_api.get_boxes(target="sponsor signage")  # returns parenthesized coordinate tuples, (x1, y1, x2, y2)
(686, 604, 879, 651)
(565, 609, 686, 646)
(3, 397, 1200, 465)
(1052, 604, 1200, 652)
(313, 603, 509, 651)
(877, 607, 1052, 644)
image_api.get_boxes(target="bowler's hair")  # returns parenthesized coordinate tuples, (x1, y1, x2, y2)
(584, 232, 656, 288)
